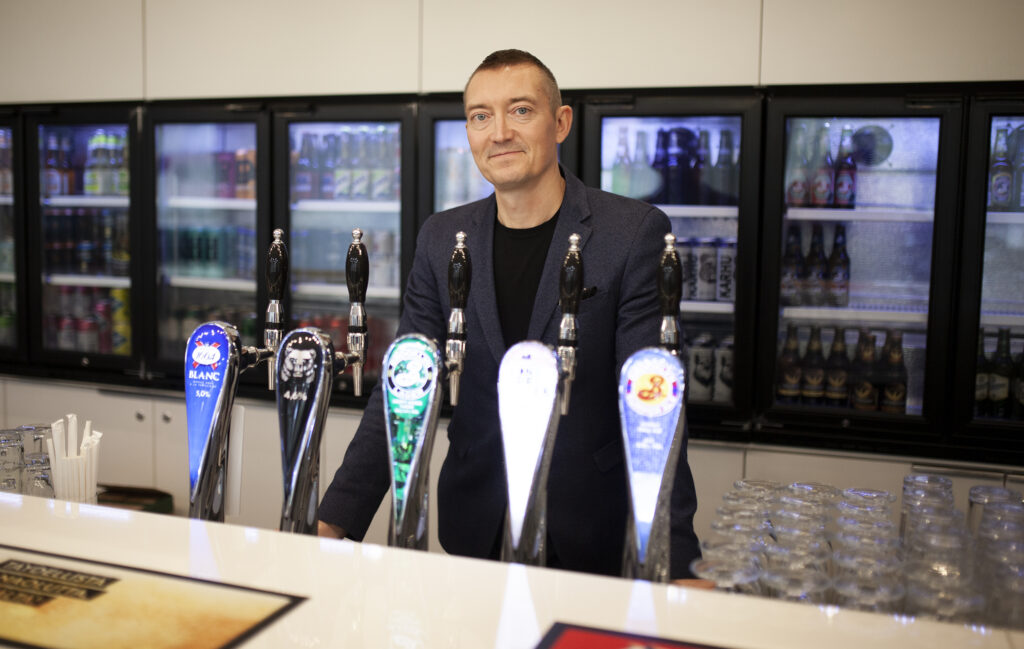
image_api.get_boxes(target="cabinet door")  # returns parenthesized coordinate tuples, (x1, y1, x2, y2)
(153, 396, 189, 516)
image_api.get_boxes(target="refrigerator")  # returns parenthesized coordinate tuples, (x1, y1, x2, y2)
(953, 96, 1024, 458)
(24, 105, 144, 376)
(145, 105, 271, 385)
(756, 93, 963, 453)
(0, 117, 20, 356)
(581, 94, 762, 431)
(274, 102, 416, 399)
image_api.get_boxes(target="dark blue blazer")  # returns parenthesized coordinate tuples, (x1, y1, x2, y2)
(320, 168, 701, 578)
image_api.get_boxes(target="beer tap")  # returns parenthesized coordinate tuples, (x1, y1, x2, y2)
(339, 228, 368, 396)
(445, 231, 471, 406)
(556, 233, 582, 416)
(259, 228, 288, 388)
(657, 233, 682, 355)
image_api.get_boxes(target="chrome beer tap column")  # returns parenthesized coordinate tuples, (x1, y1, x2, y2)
(557, 233, 582, 416)
(263, 228, 288, 389)
(340, 228, 368, 396)
(445, 232, 471, 406)
(618, 233, 688, 582)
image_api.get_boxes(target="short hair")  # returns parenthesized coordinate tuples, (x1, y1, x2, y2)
(464, 49, 562, 114)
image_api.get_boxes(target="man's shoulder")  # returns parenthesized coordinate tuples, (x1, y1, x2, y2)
(565, 172, 666, 226)
(420, 196, 492, 239)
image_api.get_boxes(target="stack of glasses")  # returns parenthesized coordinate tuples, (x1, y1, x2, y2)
(690, 475, 1024, 629)
(0, 424, 56, 498)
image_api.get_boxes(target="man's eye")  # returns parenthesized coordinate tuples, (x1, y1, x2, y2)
(513, 107, 530, 116)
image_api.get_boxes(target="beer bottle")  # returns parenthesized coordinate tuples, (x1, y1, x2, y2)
(810, 126, 834, 207)
(850, 331, 878, 411)
(879, 330, 908, 415)
(333, 131, 353, 199)
(989, 328, 1014, 419)
(780, 224, 804, 307)
(834, 125, 856, 208)
(59, 135, 76, 196)
(826, 223, 851, 307)
(370, 128, 394, 201)
(825, 327, 850, 408)
(1012, 125, 1024, 211)
(801, 325, 826, 405)
(630, 130, 654, 201)
(666, 130, 685, 205)
(293, 133, 316, 201)
(0, 130, 12, 196)
(611, 126, 632, 197)
(97, 132, 114, 196)
(692, 130, 711, 206)
(319, 134, 336, 201)
(349, 128, 371, 201)
(713, 130, 738, 206)
(802, 223, 828, 306)
(989, 127, 1013, 211)
(43, 133, 62, 197)
(776, 323, 803, 405)
(785, 124, 810, 208)
(651, 129, 669, 204)
(974, 331, 991, 418)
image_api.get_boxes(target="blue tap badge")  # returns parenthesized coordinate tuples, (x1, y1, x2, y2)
(185, 323, 234, 493)
(618, 347, 684, 563)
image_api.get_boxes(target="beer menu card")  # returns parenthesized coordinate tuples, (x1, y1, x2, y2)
(0, 544, 303, 649)
(535, 622, 732, 649)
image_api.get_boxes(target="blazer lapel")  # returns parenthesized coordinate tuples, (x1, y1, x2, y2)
(466, 196, 506, 366)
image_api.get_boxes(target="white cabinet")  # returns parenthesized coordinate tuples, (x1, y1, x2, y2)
(688, 441, 745, 542)
(0, 0, 144, 103)
(144, 0, 420, 99)
(421, 0, 762, 92)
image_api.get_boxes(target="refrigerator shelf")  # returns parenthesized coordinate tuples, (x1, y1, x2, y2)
(42, 196, 130, 209)
(293, 282, 400, 302)
(164, 197, 256, 211)
(680, 301, 734, 315)
(785, 207, 933, 223)
(0, 195, 11, 205)
(292, 199, 400, 214)
(166, 276, 257, 292)
(45, 274, 130, 288)
(782, 306, 928, 325)
(985, 211, 1024, 225)
(659, 205, 739, 219)
(980, 312, 1024, 328)
(0, 272, 14, 283)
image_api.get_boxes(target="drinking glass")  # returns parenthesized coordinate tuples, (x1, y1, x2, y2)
(689, 557, 761, 594)
(0, 430, 22, 493)
(22, 453, 54, 499)
(834, 575, 904, 613)
(759, 567, 832, 604)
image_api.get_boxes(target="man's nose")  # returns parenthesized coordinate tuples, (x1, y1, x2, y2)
(490, 114, 512, 142)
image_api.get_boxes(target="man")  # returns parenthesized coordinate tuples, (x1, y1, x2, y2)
(319, 49, 700, 579)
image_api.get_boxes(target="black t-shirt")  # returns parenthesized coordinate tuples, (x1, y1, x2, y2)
(493, 209, 560, 347)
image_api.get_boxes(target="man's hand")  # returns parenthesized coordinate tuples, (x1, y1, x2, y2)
(318, 521, 347, 538)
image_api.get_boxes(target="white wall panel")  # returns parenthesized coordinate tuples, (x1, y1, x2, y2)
(0, 0, 144, 103)
(762, 0, 1024, 85)
(145, 0, 420, 99)
(421, 0, 762, 93)
(744, 446, 913, 498)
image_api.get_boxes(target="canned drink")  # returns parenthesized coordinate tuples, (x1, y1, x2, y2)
(110, 288, 131, 355)
(713, 336, 735, 404)
(694, 237, 719, 301)
(73, 285, 93, 319)
(687, 333, 716, 402)
(678, 237, 697, 301)
(57, 316, 78, 351)
(716, 238, 737, 303)
(77, 316, 99, 353)
(94, 299, 112, 354)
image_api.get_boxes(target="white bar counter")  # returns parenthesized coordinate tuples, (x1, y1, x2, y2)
(1, 493, 1021, 649)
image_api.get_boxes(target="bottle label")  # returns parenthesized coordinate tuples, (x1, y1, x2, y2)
(989, 375, 1010, 401)
(777, 367, 802, 400)
(351, 169, 370, 199)
(83, 170, 99, 196)
(991, 171, 1012, 206)
(825, 369, 848, 402)
(786, 176, 809, 206)
(780, 269, 802, 306)
(827, 269, 850, 306)
(811, 169, 834, 205)
(801, 368, 825, 399)
(334, 168, 352, 199)
(835, 170, 855, 206)
(293, 172, 313, 198)
(371, 169, 393, 201)
(44, 169, 62, 197)
(880, 383, 907, 414)
(851, 381, 877, 410)
(975, 373, 990, 400)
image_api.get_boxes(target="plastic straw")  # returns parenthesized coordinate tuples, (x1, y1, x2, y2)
(67, 414, 78, 458)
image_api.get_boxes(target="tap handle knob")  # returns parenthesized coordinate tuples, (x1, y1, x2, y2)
(346, 228, 369, 307)
(658, 233, 682, 317)
(559, 233, 583, 319)
(267, 228, 288, 303)
(448, 231, 471, 311)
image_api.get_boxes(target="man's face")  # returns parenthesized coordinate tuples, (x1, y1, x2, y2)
(464, 64, 572, 192)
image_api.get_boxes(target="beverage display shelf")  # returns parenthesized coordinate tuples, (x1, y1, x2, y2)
(782, 306, 928, 325)
(658, 205, 739, 219)
(985, 211, 1024, 225)
(164, 197, 256, 211)
(0, 271, 14, 283)
(43, 196, 130, 209)
(45, 274, 130, 288)
(166, 276, 257, 292)
(292, 199, 400, 214)
(979, 312, 1024, 328)
(679, 300, 734, 315)
(785, 207, 933, 222)
(0, 195, 12, 205)
(293, 282, 400, 301)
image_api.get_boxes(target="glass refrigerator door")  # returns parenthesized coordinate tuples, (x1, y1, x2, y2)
(600, 116, 741, 407)
(434, 119, 493, 212)
(155, 123, 258, 361)
(774, 117, 940, 417)
(288, 121, 402, 390)
(973, 116, 1024, 422)
(0, 126, 15, 349)
(38, 123, 132, 357)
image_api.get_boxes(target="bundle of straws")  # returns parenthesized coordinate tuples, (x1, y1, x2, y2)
(46, 414, 103, 504)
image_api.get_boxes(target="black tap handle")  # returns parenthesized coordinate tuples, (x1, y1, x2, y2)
(266, 229, 288, 303)
(346, 228, 369, 305)
(448, 232, 471, 311)
(657, 233, 682, 317)
(559, 233, 583, 317)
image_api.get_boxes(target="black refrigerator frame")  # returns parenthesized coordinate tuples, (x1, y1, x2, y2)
(270, 98, 418, 407)
(580, 90, 764, 441)
(141, 101, 273, 390)
(755, 88, 966, 460)
(0, 109, 27, 365)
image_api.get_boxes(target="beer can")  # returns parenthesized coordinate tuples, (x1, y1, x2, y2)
(678, 237, 697, 301)
(713, 336, 734, 404)
(716, 237, 737, 303)
(110, 288, 131, 355)
(57, 316, 78, 351)
(77, 316, 100, 353)
(694, 237, 719, 301)
(687, 333, 716, 402)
